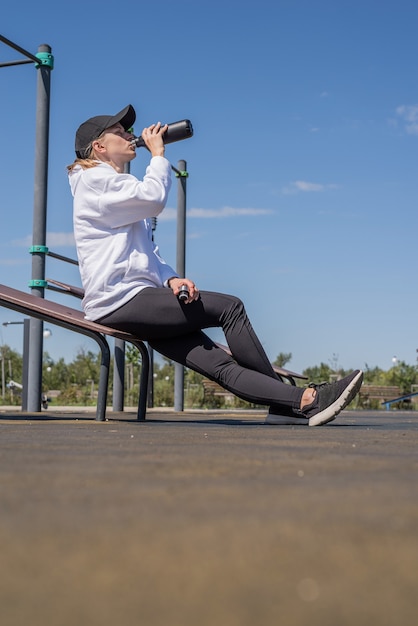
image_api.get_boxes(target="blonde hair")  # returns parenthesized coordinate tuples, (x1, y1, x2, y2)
(66, 132, 105, 172)
(66, 157, 100, 173)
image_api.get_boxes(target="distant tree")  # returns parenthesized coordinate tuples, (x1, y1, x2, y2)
(384, 361, 418, 395)
(0, 345, 24, 405)
(42, 353, 70, 391)
(329, 353, 340, 373)
(1, 344, 23, 387)
(66, 348, 101, 385)
(302, 362, 334, 383)
(363, 364, 384, 385)
(153, 357, 175, 407)
(3, 341, 416, 410)
(273, 352, 292, 368)
(184, 368, 205, 408)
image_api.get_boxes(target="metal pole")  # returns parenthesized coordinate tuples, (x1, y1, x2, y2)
(147, 218, 159, 409)
(174, 160, 187, 411)
(27, 44, 53, 412)
(1, 349, 4, 400)
(112, 339, 125, 411)
(0, 35, 40, 64)
(22, 319, 30, 411)
(112, 161, 132, 412)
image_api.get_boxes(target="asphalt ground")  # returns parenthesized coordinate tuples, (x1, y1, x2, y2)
(0, 407, 417, 626)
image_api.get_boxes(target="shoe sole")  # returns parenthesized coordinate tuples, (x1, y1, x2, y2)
(308, 370, 364, 427)
(265, 414, 309, 425)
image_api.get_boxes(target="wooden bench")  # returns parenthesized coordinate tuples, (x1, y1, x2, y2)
(0, 284, 150, 422)
(357, 385, 403, 409)
(202, 379, 235, 405)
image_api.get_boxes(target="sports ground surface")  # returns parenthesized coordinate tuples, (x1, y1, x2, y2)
(1, 408, 417, 626)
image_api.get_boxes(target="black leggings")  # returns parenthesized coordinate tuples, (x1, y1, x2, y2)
(98, 288, 304, 413)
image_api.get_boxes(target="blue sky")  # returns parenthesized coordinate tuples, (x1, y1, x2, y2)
(0, 0, 417, 375)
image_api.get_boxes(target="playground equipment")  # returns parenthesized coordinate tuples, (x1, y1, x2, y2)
(0, 34, 190, 413)
(0, 34, 53, 412)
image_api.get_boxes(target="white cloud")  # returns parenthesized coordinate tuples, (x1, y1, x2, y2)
(12, 232, 75, 248)
(188, 206, 273, 218)
(396, 105, 418, 135)
(11, 235, 32, 247)
(294, 181, 324, 192)
(0, 257, 29, 266)
(282, 180, 339, 195)
(47, 232, 76, 247)
(158, 206, 273, 221)
(157, 207, 177, 221)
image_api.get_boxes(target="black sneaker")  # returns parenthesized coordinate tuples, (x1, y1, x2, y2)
(301, 370, 363, 426)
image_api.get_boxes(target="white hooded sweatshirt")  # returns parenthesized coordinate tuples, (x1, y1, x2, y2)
(70, 157, 177, 321)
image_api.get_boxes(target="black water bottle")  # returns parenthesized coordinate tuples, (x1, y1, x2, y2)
(132, 119, 193, 148)
(178, 285, 189, 301)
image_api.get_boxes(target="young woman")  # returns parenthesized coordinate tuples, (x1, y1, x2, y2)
(67, 104, 363, 426)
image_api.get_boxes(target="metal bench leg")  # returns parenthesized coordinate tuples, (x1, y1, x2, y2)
(132, 341, 150, 421)
(93, 334, 111, 422)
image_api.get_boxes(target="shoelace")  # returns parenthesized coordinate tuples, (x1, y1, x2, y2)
(308, 381, 329, 390)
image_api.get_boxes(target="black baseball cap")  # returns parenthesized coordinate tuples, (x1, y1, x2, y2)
(75, 104, 136, 158)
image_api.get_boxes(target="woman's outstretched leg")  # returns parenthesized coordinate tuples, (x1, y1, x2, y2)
(149, 330, 304, 412)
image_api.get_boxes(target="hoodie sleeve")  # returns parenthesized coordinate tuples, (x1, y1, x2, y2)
(80, 157, 172, 228)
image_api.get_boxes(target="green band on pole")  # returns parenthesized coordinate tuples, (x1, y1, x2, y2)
(29, 245, 49, 254)
(175, 170, 188, 178)
(28, 279, 48, 288)
(35, 52, 54, 70)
